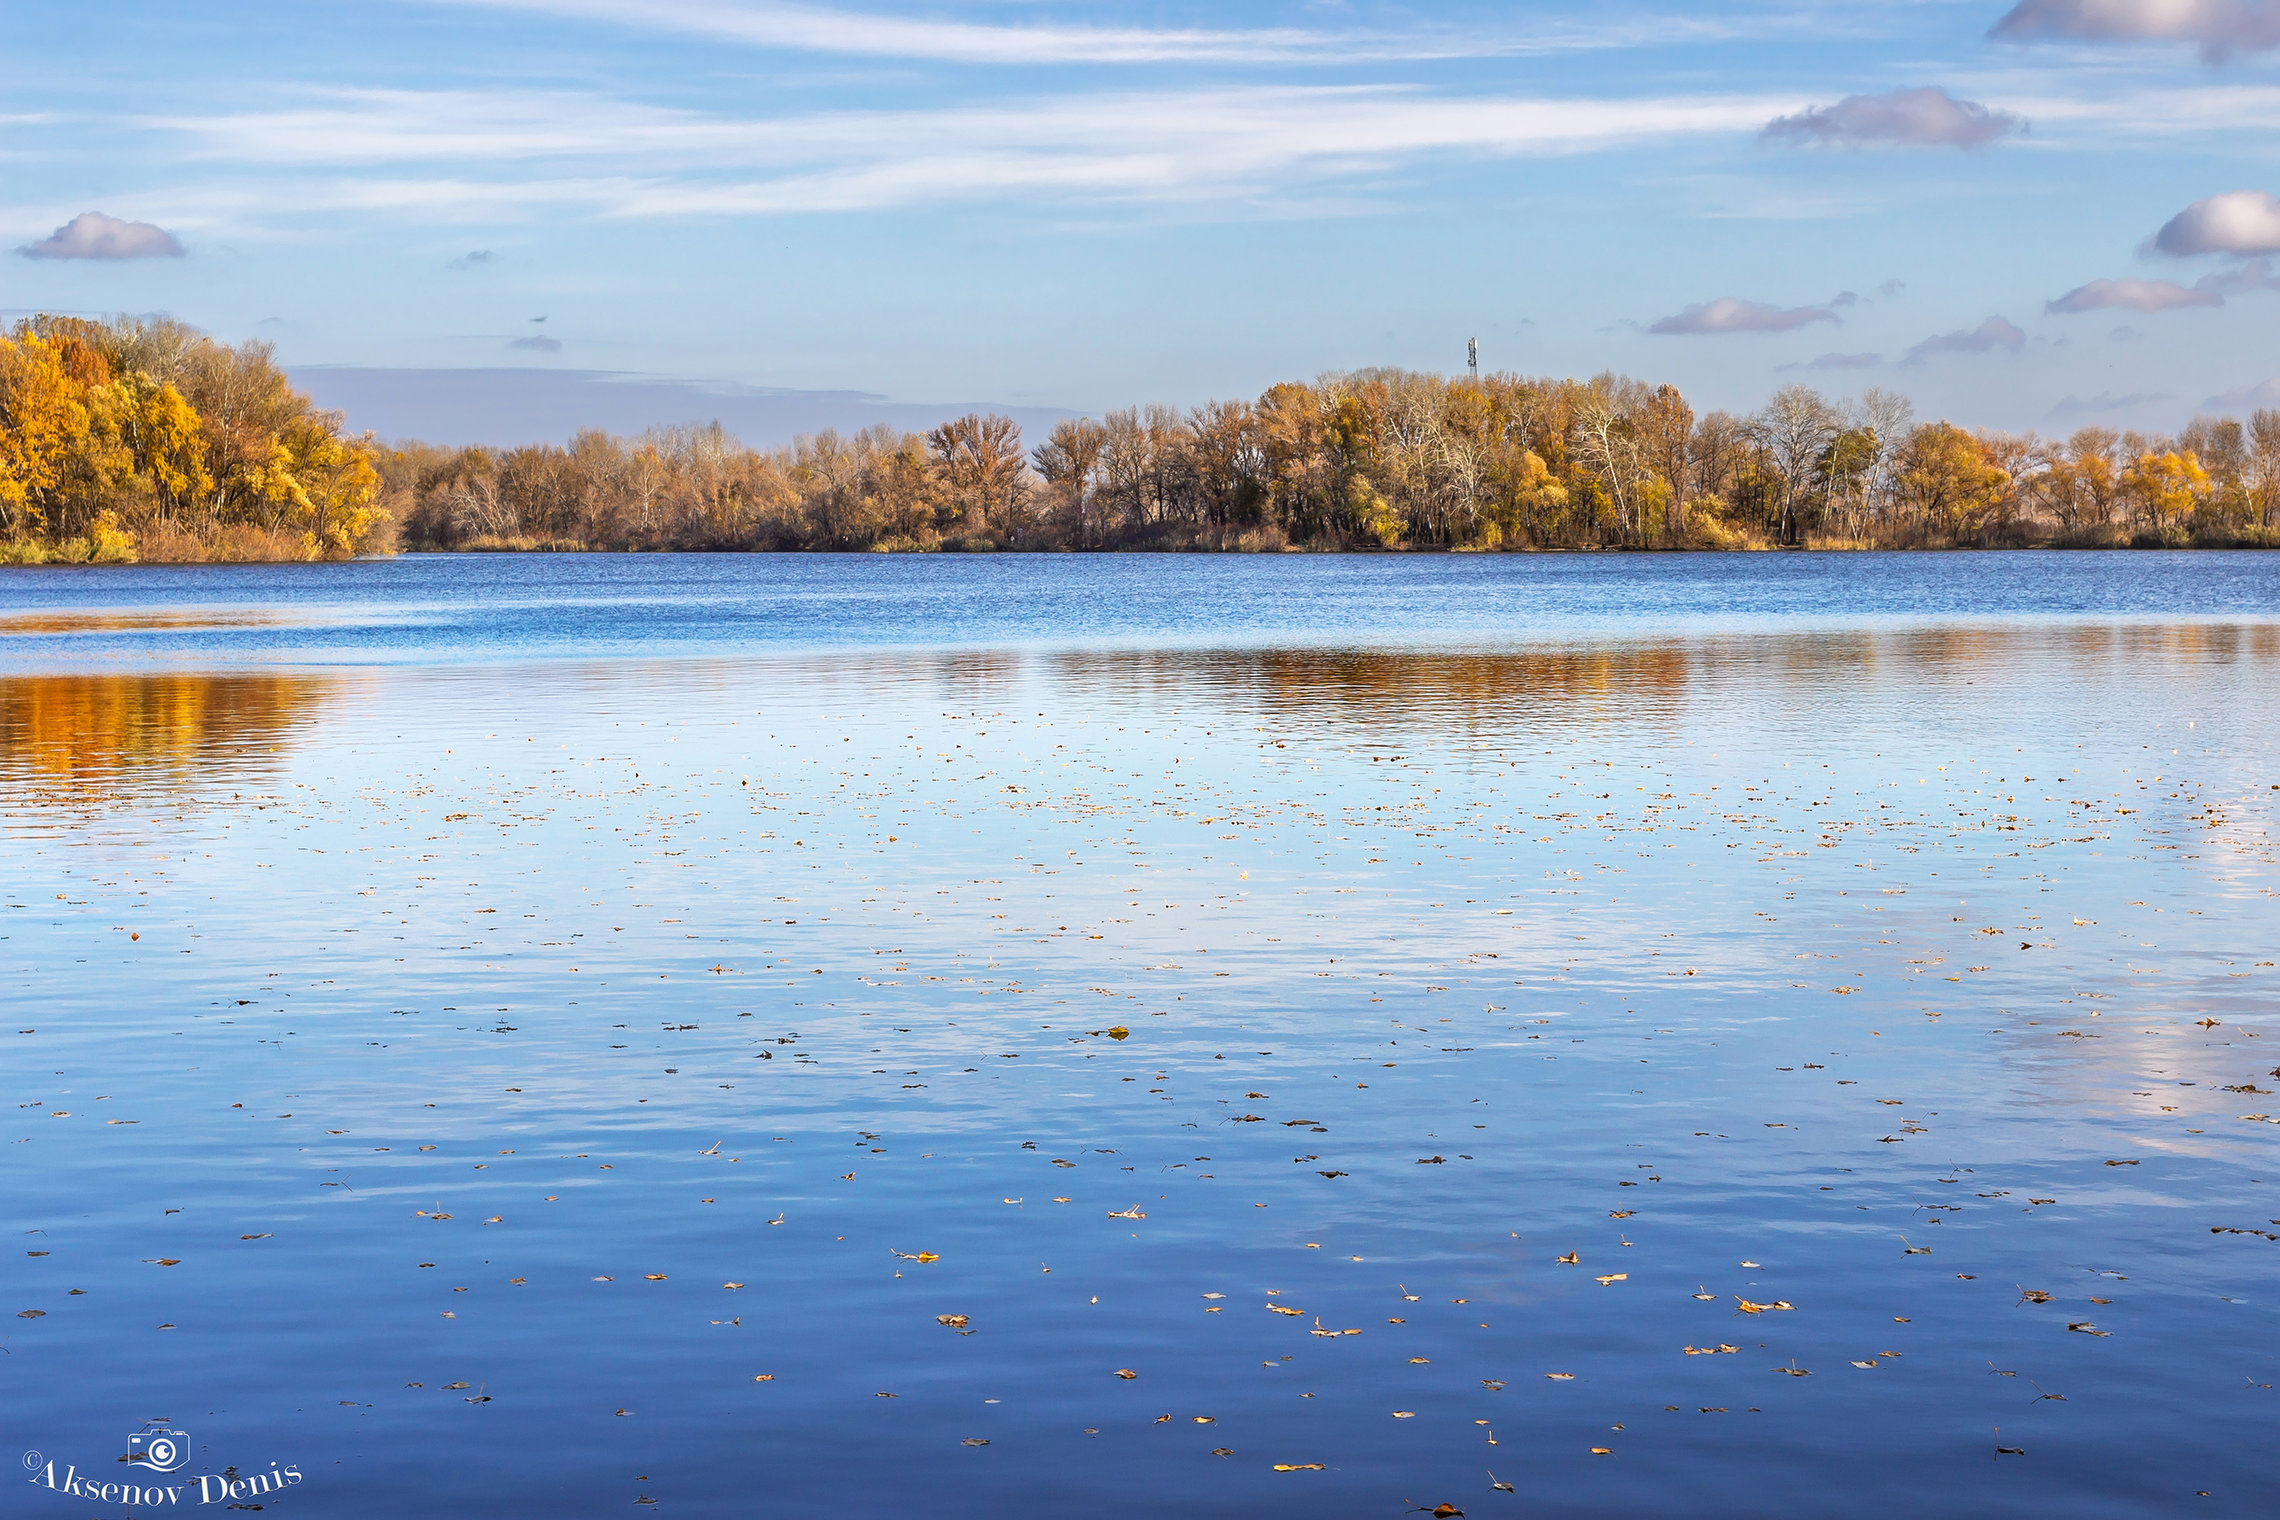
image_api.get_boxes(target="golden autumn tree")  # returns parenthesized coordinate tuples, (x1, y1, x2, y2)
(2, 316, 386, 562)
(2121, 450, 2209, 534)
(1894, 422, 2011, 542)
(0, 334, 90, 535)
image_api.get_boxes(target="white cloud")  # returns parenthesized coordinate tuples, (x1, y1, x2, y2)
(1991, 0, 2280, 62)
(2151, 189, 2280, 255)
(2046, 275, 2225, 311)
(1902, 316, 2027, 363)
(2202, 376, 2280, 409)
(2048, 259, 2278, 311)
(2044, 390, 2175, 422)
(1648, 297, 1841, 335)
(16, 210, 185, 260)
(1761, 87, 2024, 149)
(1778, 351, 1884, 372)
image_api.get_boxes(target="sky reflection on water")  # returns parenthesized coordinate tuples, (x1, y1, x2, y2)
(2, 558, 2277, 1518)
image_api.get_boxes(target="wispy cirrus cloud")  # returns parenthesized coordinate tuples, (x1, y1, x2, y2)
(138, 84, 1789, 220)
(1761, 87, 2024, 149)
(421, 0, 1725, 66)
(1647, 296, 1840, 335)
(1991, 0, 2280, 63)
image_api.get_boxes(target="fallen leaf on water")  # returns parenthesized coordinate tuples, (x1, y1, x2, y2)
(962, 1438, 989, 1447)
(753, 1374, 774, 1382)
(937, 1314, 970, 1329)
(1115, 1369, 1138, 1380)
(1392, 1411, 1417, 1418)
(1589, 1447, 1613, 1455)
(1272, 1464, 1325, 1472)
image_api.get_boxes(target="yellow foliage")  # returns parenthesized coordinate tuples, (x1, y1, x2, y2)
(0, 316, 384, 560)
(2122, 450, 2208, 529)
(0, 334, 91, 529)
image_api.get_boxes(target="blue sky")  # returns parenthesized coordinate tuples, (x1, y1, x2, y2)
(9, 1, 2280, 435)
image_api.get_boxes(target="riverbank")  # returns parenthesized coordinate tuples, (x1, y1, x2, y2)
(11, 523, 2276, 565)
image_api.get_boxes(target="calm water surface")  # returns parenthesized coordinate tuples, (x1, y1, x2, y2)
(2, 554, 2277, 1518)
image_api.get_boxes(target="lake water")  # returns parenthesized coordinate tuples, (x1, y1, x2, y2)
(3, 552, 2277, 1518)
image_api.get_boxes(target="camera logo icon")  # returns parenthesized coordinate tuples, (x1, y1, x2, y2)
(126, 1425, 190, 1473)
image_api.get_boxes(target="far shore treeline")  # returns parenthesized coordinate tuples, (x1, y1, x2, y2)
(5, 313, 2279, 565)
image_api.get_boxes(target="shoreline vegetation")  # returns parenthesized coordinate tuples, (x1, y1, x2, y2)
(5, 314, 2278, 567)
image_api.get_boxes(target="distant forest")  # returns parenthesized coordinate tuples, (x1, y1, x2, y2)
(4, 313, 2278, 564)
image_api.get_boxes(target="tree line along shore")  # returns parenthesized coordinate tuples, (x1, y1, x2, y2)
(4, 313, 2278, 565)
